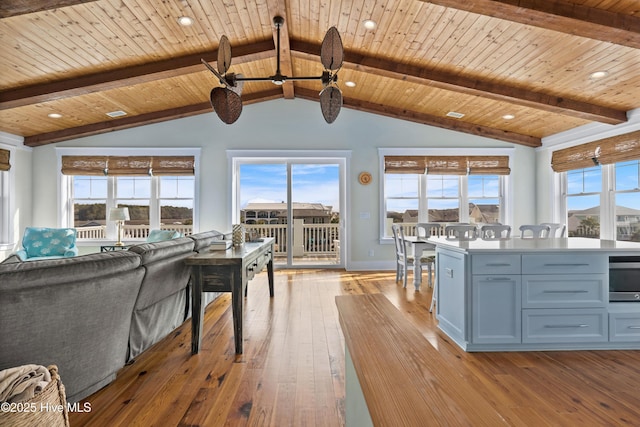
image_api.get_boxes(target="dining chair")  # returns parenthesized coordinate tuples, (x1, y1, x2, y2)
(519, 224, 551, 239)
(391, 224, 435, 289)
(480, 224, 511, 240)
(444, 224, 478, 241)
(415, 223, 440, 310)
(540, 223, 566, 238)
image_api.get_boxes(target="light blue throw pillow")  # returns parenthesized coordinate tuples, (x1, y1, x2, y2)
(146, 229, 180, 243)
(23, 227, 77, 258)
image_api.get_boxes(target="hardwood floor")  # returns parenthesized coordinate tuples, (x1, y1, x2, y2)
(69, 270, 640, 426)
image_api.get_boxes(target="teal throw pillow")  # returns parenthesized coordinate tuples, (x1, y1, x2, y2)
(146, 229, 180, 243)
(23, 227, 77, 258)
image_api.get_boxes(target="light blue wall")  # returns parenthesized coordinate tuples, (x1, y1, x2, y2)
(29, 98, 537, 268)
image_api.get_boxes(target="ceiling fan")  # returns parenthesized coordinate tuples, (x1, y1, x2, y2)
(201, 16, 344, 124)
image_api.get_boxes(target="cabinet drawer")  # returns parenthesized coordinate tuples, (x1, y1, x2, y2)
(472, 254, 521, 275)
(609, 313, 640, 342)
(523, 309, 607, 344)
(522, 274, 607, 308)
(521, 254, 606, 275)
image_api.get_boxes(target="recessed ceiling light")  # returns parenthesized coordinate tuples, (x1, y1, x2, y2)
(106, 110, 127, 118)
(363, 19, 377, 30)
(48, 113, 62, 119)
(178, 16, 194, 26)
(502, 114, 515, 120)
(446, 111, 465, 119)
(345, 81, 356, 87)
(589, 71, 609, 79)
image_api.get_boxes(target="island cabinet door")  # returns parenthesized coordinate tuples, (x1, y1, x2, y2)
(436, 248, 467, 342)
(471, 275, 522, 344)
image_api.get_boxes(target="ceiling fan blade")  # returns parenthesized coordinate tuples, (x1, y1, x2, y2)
(319, 86, 342, 124)
(320, 27, 343, 71)
(210, 87, 242, 124)
(217, 35, 232, 75)
(201, 58, 229, 86)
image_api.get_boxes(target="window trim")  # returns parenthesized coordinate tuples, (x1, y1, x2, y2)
(0, 138, 20, 250)
(56, 147, 201, 243)
(378, 147, 515, 243)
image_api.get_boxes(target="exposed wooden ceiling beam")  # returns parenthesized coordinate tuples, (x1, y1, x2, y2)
(0, 0, 98, 18)
(295, 87, 541, 147)
(0, 39, 276, 110)
(421, 0, 640, 49)
(267, 0, 295, 99)
(291, 40, 627, 125)
(23, 89, 283, 147)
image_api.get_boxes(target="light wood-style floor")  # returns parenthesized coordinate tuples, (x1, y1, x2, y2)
(69, 270, 640, 426)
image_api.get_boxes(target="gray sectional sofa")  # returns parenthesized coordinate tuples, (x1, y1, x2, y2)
(0, 230, 224, 403)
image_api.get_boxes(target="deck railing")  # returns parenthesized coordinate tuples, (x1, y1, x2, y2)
(243, 222, 339, 256)
(75, 224, 193, 240)
(75, 222, 340, 257)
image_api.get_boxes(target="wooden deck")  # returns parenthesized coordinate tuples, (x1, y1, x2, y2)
(69, 270, 640, 426)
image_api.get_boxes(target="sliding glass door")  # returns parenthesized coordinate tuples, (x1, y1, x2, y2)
(234, 153, 346, 268)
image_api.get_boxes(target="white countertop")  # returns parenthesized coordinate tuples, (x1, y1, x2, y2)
(425, 237, 640, 253)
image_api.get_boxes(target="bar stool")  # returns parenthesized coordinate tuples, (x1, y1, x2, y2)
(480, 224, 511, 240)
(540, 223, 566, 237)
(519, 224, 550, 239)
(444, 224, 478, 241)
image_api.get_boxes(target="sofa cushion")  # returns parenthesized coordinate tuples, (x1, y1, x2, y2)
(146, 229, 180, 243)
(22, 227, 77, 258)
(128, 238, 195, 310)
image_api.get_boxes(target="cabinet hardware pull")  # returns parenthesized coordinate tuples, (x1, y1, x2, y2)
(485, 277, 511, 281)
(543, 263, 590, 267)
(544, 324, 588, 328)
(542, 290, 588, 293)
(486, 263, 511, 266)
(628, 326, 640, 329)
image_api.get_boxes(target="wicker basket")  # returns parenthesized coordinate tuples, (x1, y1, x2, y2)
(0, 365, 70, 427)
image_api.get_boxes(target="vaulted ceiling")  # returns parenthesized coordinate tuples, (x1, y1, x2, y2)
(1, 0, 639, 148)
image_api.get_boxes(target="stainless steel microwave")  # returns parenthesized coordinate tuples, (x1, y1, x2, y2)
(609, 256, 640, 302)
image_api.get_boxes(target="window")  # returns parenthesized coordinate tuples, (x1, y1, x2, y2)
(69, 175, 194, 240)
(58, 149, 199, 241)
(72, 176, 108, 237)
(159, 176, 195, 227)
(427, 175, 460, 222)
(614, 160, 640, 241)
(380, 149, 512, 239)
(565, 166, 601, 238)
(554, 131, 640, 241)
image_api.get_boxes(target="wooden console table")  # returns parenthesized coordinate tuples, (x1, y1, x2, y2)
(185, 238, 274, 354)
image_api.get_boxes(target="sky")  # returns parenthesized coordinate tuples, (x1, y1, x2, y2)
(239, 163, 340, 212)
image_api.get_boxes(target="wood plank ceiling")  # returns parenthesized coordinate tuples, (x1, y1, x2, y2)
(1, 0, 639, 148)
